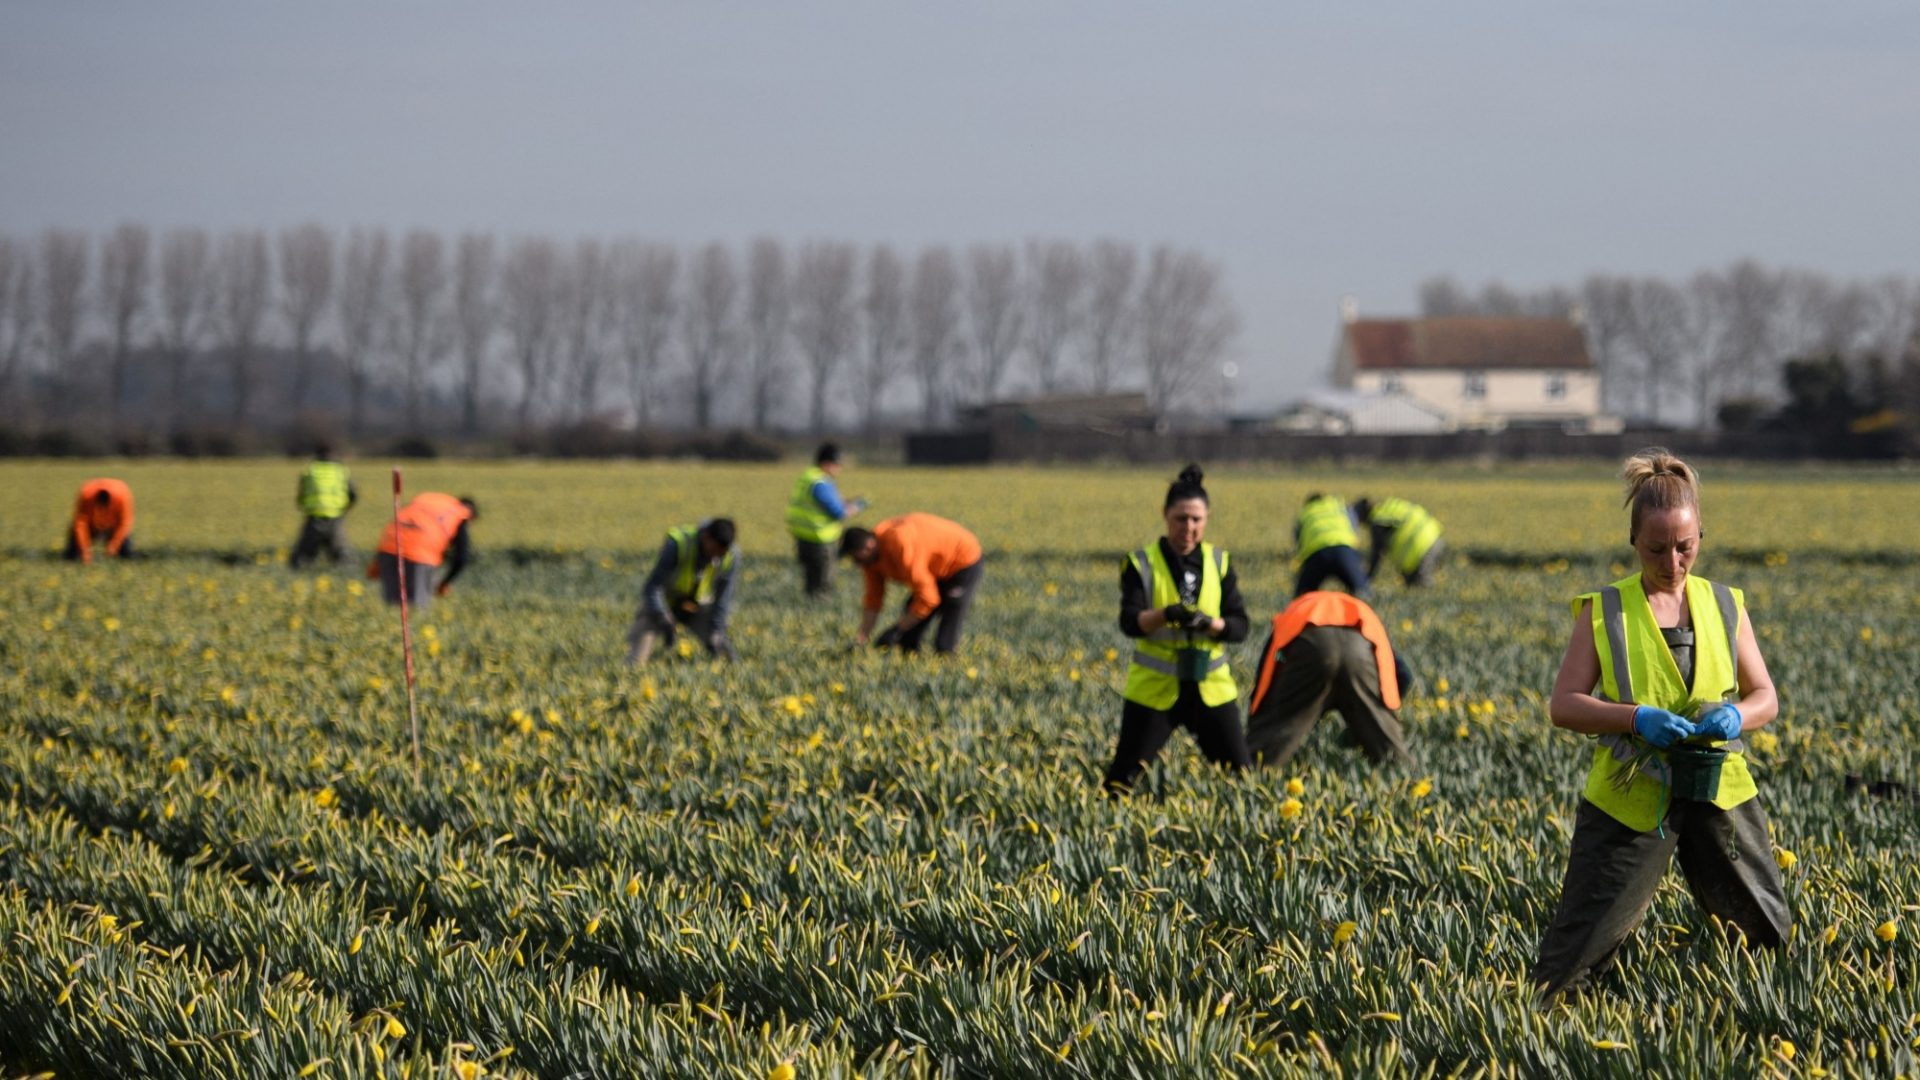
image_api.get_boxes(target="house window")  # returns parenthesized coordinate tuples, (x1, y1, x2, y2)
(1463, 372, 1486, 399)
(1546, 374, 1567, 400)
(1381, 374, 1403, 393)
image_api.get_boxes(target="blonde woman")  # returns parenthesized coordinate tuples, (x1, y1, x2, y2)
(1531, 449, 1789, 997)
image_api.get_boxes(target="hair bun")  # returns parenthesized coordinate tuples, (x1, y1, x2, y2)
(1177, 464, 1205, 486)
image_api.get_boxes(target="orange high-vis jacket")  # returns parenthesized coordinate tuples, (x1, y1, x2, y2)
(72, 478, 134, 562)
(862, 513, 983, 618)
(375, 493, 473, 567)
(1250, 591, 1401, 713)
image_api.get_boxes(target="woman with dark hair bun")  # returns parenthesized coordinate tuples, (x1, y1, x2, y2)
(1103, 464, 1252, 793)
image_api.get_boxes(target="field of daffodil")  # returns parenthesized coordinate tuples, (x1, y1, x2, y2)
(2, 459, 1917, 1078)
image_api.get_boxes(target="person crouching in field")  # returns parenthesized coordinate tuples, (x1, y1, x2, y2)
(66, 478, 135, 563)
(1292, 492, 1370, 598)
(627, 519, 740, 664)
(1352, 495, 1444, 587)
(841, 513, 983, 654)
(367, 493, 477, 613)
(289, 443, 357, 568)
(1531, 449, 1788, 998)
(1103, 465, 1252, 794)
(1243, 591, 1414, 769)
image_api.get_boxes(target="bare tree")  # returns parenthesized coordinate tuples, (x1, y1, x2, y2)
(1578, 275, 1638, 416)
(908, 247, 962, 425)
(682, 242, 740, 431)
(963, 243, 1024, 403)
(1621, 277, 1693, 424)
(1084, 240, 1137, 394)
(277, 223, 334, 413)
(1702, 259, 1780, 407)
(452, 233, 496, 434)
(555, 237, 610, 421)
(0, 235, 33, 408)
(1136, 245, 1240, 412)
(40, 229, 90, 413)
(336, 227, 391, 434)
(213, 230, 272, 427)
(609, 239, 676, 429)
(390, 230, 451, 430)
(790, 240, 857, 432)
(97, 224, 152, 430)
(1683, 270, 1738, 428)
(157, 228, 214, 426)
(1418, 275, 1473, 317)
(500, 236, 560, 430)
(1023, 240, 1084, 394)
(859, 244, 907, 435)
(742, 237, 792, 431)
(1862, 276, 1917, 371)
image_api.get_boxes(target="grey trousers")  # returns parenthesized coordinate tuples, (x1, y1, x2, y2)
(376, 552, 438, 612)
(1531, 796, 1791, 998)
(290, 516, 348, 568)
(1244, 625, 1411, 768)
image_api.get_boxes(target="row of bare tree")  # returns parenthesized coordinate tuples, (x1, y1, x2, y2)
(0, 226, 1240, 437)
(1420, 264, 1920, 426)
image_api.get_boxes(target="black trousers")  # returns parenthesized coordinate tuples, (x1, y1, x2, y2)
(1294, 545, 1370, 599)
(1103, 681, 1251, 793)
(1531, 797, 1791, 997)
(895, 559, 984, 654)
(64, 533, 135, 561)
(795, 538, 835, 597)
(290, 516, 349, 568)
(1244, 625, 1411, 769)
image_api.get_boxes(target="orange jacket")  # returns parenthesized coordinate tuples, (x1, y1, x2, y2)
(1250, 591, 1401, 712)
(375, 493, 473, 567)
(72, 478, 134, 561)
(862, 513, 982, 618)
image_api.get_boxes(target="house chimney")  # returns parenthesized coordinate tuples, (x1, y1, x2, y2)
(1339, 295, 1359, 324)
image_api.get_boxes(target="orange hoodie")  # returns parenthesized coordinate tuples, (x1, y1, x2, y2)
(1250, 591, 1401, 712)
(72, 478, 134, 562)
(862, 513, 982, 618)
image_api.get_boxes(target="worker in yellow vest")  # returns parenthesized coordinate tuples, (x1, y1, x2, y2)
(289, 443, 357, 568)
(1103, 465, 1252, 794)
(1352, 495, 1444, 587)
(1292, 492, 1370, 599)
(1531, 449, 1788, 998)
(785, 442, 867, 598)
(627, 519, 740, 665)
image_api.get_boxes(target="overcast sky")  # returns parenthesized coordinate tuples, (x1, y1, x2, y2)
(5, 2, 1918, 406)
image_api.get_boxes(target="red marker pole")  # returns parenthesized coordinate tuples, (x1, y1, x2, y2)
(392, 468, 422, 777)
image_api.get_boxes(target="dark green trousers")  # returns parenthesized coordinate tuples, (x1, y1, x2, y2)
(1244, 625, 1411, 768)
(1531, 796, 1791, 997)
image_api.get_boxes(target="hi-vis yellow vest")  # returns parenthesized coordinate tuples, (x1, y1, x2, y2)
(1371, 496, 1441, 576)
(1123, 541, 1238, 710)
(1295, 495, 1358, 564)
(1577, 574, 1757, 831)
(299, 461, 352, 519)
(669, 524, 736, 605)
(785, 467, 843, 544)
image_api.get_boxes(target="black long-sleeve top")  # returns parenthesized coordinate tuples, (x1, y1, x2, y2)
(438, 522, 472, 588)
(1117, 538, 1250, 643)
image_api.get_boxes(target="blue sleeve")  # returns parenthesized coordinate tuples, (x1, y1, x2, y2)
(642, 537, 678, 623)
(811, 479, 847, 520)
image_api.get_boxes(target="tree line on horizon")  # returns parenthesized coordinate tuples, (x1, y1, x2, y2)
(0, 226, 1240, 444)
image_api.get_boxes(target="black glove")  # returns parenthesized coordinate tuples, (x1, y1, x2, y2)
(1181, 608, 1215, 632)
(1161, 602, 1197, 628)
(872, 625, 903, 649)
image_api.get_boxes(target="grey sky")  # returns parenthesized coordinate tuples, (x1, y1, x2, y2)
(5, 2, 1918, 407)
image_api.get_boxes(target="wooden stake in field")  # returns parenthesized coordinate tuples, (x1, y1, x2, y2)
(392, 467, 422, 778)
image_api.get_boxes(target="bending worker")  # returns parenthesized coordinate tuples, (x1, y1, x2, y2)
(1531, 449, 1788, 998)
(840, 512, 983, 654)
(66, 477, 135, 563)
(367, 492, 477, 612)
(290, 443, 357, 568)
(1292, 491, 1369, 598)
(786, 442, 866, 598)
(1352, 495, 1443, 587)
(1103, 465, 1251, 794)
(1244, 591, 1414, 769)
(627, 519, 739, 665)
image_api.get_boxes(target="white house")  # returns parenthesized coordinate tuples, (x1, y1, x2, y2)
(1329, 305, 1617, 433)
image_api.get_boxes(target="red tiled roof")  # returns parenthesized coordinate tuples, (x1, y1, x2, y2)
(1346, 317, 1592, 371)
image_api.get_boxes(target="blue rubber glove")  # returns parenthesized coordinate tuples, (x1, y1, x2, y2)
(1693, 703, 1743, 742)
(1632, 705, 1692, 748)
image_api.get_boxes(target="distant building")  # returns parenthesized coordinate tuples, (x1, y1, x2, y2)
(1250, 389, 1455, 435)
(1329, 304, 1619, 433)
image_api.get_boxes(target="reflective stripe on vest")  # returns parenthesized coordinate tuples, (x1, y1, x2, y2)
(670, 523, 735, 605)
(1580, 574, 1756, 832)
(299, 462, 352, 518)
(785, 467, 843, 544)
(1122, 541, 1238, 710)
(1296, 495, 1358, 563)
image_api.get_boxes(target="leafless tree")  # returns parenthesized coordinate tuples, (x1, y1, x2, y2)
(908, 247, 962, 425)
(500, 236, 559, 430)
(40, 229, 90, 411)
(742, 237, 791, 431)
(1683, 270, 1740, 428)
(391, 230, 451, 430)
(1023, 240, 1084, 394)
(1621, 277, 1693, 424)
(1578, 275, 1638, 416)
(336, 227, 391, 434)
(1769, 270, 1839, 364)
(1084, 240, 1137, 394)
(859, 244, 907, 435)
(452, 233, 496, 434)
(1418, 275, 1473, 317)
(277, 223, 334, 413)
(963, 244, 1023, 404)
(213, 230, 272, 427)
(790, 240, 857, 432)
(1136, 245, 1240, 412)
(1701, 259, 1780, 401)
(1862, 276, 1916, 372)
(555, 237, 611, 421)
(157, 229, 213, 426)
(682, 242, 740, 431)
(97, 224, 152, 429)
(0, 237, 28, 405)
(609, 239, 676, 429)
